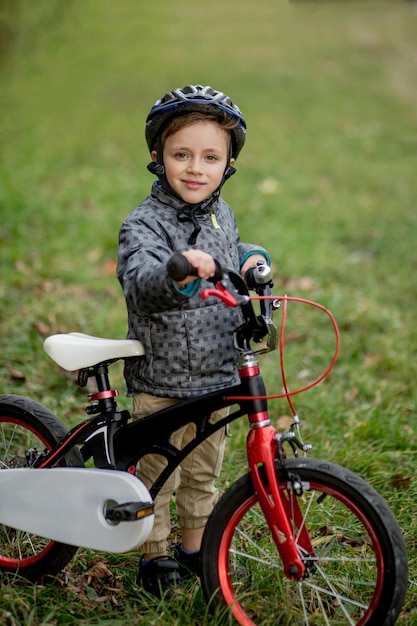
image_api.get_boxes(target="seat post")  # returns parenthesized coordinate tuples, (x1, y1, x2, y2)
(88, 363, 119, 413)
(94, 363, 112, 392)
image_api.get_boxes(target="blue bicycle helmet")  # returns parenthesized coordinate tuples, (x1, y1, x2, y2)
(145, 85, 247, 159)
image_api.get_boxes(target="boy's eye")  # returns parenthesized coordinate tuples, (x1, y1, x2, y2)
(172, 152, 219, 161)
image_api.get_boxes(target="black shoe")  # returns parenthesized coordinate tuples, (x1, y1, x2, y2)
(173, 544, 200, 578)
(137, 556, 182, 597)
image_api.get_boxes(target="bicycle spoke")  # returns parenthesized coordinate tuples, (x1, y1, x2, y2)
(303, 577, 370, 610)
(230, 548, 281, 568)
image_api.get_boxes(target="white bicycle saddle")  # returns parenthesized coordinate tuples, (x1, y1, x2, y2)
(44, 332, 145, 371)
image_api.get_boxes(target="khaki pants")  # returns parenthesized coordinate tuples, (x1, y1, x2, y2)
(133, 392, 228, 555)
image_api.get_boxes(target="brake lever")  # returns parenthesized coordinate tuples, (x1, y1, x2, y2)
(200, 282, 249, 307)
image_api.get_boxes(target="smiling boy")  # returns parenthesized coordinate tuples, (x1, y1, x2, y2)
(117, 85, 270, 596)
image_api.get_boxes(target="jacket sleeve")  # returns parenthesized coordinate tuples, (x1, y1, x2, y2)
(238, 243, 270, 268)
(117, 209, 189, 315)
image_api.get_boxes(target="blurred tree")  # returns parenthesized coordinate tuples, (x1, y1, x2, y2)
(0, 0, 67, 68)
(0, 0, 18, 65)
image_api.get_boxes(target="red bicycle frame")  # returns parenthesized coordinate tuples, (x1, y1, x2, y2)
(241, 354, 315, 580)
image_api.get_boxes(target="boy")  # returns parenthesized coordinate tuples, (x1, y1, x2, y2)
(117, 85, 270, 596)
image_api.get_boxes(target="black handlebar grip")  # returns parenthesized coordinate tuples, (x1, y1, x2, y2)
(167, 253, 223, 283)
(167, 253, 197, 281)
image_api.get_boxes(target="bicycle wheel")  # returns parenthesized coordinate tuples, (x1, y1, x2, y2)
(201, 457, 408, 626)
(0, 394, 84, 581)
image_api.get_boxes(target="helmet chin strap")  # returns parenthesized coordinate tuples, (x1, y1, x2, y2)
(223, 164, 236, 181)
(147, 161, 165, 177)
(147, 137, 171, 192)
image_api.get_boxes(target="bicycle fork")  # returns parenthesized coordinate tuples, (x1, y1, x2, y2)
(240, 354, 314, 580)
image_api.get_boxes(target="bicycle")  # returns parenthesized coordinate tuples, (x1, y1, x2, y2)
(0, 256, 408, 626)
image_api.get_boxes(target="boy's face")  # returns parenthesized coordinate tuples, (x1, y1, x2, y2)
(153, 120, 235, 205)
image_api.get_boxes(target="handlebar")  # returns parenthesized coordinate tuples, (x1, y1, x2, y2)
(167, 253, 277, 352)
(167, 252, 272, 291)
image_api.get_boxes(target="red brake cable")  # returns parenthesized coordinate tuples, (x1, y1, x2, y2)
(225, 295, 340, 415)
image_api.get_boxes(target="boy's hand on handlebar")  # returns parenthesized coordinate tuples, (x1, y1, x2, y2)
(181, 250, 216, 282)
(169, 250, 217, 287)
(240, 255, 268, 278)
(242, 256, 274, 291)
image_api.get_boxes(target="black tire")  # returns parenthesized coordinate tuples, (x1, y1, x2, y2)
(201, 458, 408, 626)
(0, 394, 84, 582)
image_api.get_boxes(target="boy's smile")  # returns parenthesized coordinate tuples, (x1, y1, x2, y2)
(154, 120, 235, 205)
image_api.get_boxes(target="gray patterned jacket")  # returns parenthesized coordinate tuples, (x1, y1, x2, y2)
(117, 182, 269, 399)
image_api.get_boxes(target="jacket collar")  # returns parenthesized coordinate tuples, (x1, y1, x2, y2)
(151, 182, 220, 244)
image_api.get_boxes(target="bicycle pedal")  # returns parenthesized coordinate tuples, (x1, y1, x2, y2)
(105, 500, 154, 523)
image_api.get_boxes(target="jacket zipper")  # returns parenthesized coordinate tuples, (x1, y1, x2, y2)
(210, 212, 234, 268)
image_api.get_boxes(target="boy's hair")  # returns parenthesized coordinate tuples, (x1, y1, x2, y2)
(160, 111, 239, 151)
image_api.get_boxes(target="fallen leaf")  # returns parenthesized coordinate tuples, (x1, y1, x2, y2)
(284, 276, 317, 292)
(85, 560, 113, 580)
(6, 366, 26, 382)
(257, 178, 281, 195)
(103, 259, 117, 276)
(32, 321, 52, 337)
(344, 386, 359, 403)
(391, 473, 411, 490)
(76, 556, 126, 611)
(283, 330, 307, 344)
(277, 415, 294, 430)
(364, 353, 384, 367)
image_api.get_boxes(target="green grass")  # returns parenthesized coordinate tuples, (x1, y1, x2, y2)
(1, 0, 417, 623)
